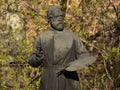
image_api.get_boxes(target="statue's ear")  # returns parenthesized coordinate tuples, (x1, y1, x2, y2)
(48, 18, 51, 23)
(48, 18, 53, 24)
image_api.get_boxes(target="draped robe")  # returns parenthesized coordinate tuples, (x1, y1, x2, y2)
(28, 28, 95, 90)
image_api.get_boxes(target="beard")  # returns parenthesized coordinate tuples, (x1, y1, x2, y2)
(51, 21, 64, 31)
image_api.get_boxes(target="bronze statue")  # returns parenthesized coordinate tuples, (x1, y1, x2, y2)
(28, 5, 96, 90)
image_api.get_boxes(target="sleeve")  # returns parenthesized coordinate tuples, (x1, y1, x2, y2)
(28, 36, 44, 67)
(74, 35, 90, 59)
(65, 35, 96, 71)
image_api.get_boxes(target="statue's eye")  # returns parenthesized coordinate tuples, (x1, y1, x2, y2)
(55, 15, 63, 19)
(54, 16, 59, 18)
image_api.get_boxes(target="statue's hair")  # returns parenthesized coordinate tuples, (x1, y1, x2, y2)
(47, 5, 63, 19)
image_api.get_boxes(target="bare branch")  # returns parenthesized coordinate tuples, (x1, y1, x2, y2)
(109, 0, 119, 17)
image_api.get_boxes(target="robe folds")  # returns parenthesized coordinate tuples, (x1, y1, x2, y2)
(28, 28, 95, 90)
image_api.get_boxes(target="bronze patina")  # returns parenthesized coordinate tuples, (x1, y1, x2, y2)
(28, 5, 96, 90)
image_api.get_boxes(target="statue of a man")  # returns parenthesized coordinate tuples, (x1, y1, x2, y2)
(28, 5, 95, 90)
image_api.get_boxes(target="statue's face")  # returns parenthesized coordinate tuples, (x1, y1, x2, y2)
(48, 6, 64, 31)
(50, 14, 64, 31)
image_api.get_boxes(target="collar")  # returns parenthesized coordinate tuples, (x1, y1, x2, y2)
(49, 27, 65, 32)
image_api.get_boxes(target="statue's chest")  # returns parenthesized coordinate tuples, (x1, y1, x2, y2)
(41, 31, 74, 58)
(53, 33, 73, 53)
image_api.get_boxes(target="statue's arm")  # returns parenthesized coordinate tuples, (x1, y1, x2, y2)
(28, 36, 44, 67)
(74, 36, 90, 59)
(65, 35, 95, 71)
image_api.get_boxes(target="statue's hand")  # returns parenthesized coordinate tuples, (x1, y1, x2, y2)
(56, 65, 69, 76)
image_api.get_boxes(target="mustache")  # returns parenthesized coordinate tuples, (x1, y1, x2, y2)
(57, 22, 64, 25)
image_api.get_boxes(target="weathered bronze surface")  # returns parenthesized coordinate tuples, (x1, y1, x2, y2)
(28, 5, 95, 90)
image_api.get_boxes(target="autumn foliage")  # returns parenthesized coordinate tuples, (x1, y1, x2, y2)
(0, 0, 120, 90)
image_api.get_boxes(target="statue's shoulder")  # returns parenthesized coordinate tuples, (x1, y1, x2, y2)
(64, 29, 73, 35)
(38, 30, 54, 42)
(64, 29, 78, 38)
(40, 30, 53, 36)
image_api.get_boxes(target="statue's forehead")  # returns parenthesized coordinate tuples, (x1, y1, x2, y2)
(52, 9, 63, 16)
(47, 6, 63, 18)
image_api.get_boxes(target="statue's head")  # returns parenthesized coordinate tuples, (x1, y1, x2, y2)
(47, 5, 64, 31)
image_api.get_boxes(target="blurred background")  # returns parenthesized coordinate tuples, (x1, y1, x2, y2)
(0, 0, 120, 90)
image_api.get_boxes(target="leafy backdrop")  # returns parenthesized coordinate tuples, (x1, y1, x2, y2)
(0, 0, 120, 90)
